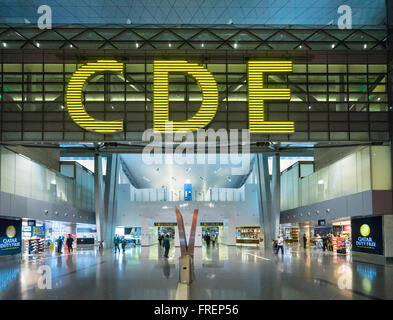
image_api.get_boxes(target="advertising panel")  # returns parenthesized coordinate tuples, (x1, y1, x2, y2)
(32, 225, 46, 238)
(0, 218, 22, 256)
(351, 216, 383, 255)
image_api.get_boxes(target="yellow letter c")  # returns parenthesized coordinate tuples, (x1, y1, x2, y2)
(66, 60, 124, 133)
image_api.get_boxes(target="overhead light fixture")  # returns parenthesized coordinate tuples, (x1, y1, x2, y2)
(234, 42, 238, 49)
(201, 43, 204, 48)
(70, 44, 73, 48)
(299, 45, 302, 49)
(36, 42, 40, 47)
(136, 42, 139, 48)
(142, 176, 151, 182)
(2, 42, 6, 47)
(318, 180, 324, 184)
(331, 43, 335, 48)
(169, 43, 172, 47)
(363, 44, 367, 49)
(308, 105, 312, 110)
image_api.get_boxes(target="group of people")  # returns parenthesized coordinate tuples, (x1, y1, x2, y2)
(55, 234, 74, 254)
(203, 233, 217, 247)
(315, 233, 334, 251)
(113, 235, 128, 253)
(158, 234, 171, 258)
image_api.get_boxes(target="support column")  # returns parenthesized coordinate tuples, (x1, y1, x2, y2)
(255, 153, 281, 249)
(255, 153, 273, 249)
(271, 153, 281, 241)
(103, 154, 120, 248)
(94, 154, 105, 244)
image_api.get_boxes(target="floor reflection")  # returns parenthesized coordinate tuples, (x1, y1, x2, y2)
(0, 243, 392, 299)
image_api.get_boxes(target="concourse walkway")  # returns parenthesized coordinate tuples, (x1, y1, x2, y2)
(0, 244, 392, 300)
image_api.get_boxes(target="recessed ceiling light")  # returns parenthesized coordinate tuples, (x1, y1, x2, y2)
(2, 42, 6, 47)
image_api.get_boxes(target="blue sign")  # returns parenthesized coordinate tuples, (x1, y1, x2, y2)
(184, 184, 192, 201)
(0, 218, 22, 256)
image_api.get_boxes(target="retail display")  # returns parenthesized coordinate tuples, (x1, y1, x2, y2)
(282, 227, 299, 243)
(333, 236, 346, 254)
(24, 238, 45, 254)
(236, 226, 260, 245)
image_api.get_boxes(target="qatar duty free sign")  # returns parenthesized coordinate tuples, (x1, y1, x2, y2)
(351, 216, 384, 256)
(0, 218, 22, 256)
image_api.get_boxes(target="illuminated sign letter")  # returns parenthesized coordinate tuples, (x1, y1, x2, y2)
(248, 61, 294, 133)
(66, 60, 124, 133)
(154, 61, 218, 133)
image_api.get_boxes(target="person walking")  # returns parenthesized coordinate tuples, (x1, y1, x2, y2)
(114, 235, 121, 254)
(121, 237, 127, 253)
(66, 234, 74, 253)
(56, 236, 63, 254)
(163, 234, 170, 258)
(322, 235, 328, 252)
(211, 233, 216, 247)
(276, 235, 284, 255)
(303, 233, 307, 249)
(158, 234, 163, 246)
(205, 233, 211, 247)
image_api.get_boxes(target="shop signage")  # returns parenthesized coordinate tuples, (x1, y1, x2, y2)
(154, 222, 177, 226)
(27, 220, 36, 227)
(66, 60, 294, 134)
(351, 216, 383, 255)
(32, 225, 45, 238)
(318, 219, 326, 226)
(200, 222, 224, 226)
(0, 218, 22, 256)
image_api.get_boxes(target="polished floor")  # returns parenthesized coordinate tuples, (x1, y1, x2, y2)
(0, 243, 392, 300)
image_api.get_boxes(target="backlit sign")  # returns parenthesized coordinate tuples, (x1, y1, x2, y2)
(66, 60, 294, 134)
(351, 216, 383, 255)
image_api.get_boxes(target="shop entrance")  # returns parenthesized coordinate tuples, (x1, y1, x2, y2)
(156, 223, 176, 247)
(201, 223, 222, 247)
